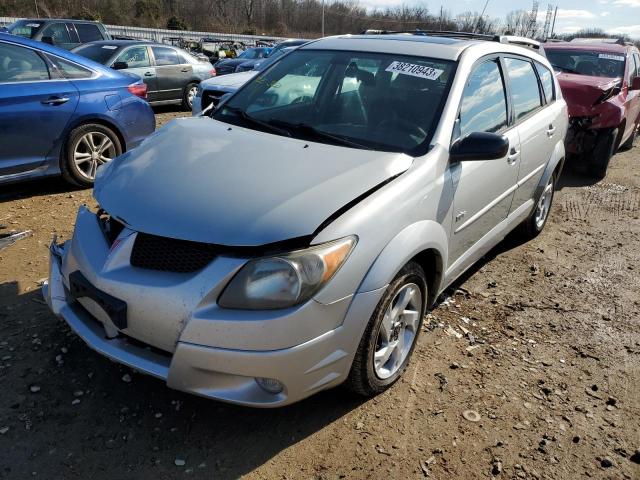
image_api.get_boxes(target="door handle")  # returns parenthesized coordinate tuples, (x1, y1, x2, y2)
(180, 68, 190, 72)
(144, 72, 154, 77)
(507, 148, 520, 165)
(547, 124, 556, 137)
(41, 96, 69, 106)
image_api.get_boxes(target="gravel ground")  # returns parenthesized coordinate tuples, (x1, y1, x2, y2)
(0, 109, 639, 479)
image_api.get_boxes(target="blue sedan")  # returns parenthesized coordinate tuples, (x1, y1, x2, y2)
(0, 32, 155, 187)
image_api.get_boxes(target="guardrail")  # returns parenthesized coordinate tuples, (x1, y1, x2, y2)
(0, 16, 290, 44)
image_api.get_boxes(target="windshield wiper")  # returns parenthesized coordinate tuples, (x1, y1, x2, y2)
(222, 106, 291, 137)
(268, 120, 373, 150)
(551, 63, 579, 74)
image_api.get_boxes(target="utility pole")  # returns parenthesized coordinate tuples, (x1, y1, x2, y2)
(439, 6, 443, 31)
(550, 6, 558, 38)
(34, 0, 40, 18)
(473, 0, 490, 33)
(321, 0, 325, 37)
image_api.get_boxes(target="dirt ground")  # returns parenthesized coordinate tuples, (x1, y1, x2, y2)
(1, 108, 639, 480)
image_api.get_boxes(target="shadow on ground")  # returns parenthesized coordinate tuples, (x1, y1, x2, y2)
(0, 282, 368, 479)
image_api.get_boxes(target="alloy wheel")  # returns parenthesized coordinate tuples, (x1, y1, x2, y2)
(73, 132, 116, 181)
(187, 86, 198, 107)
(534, 178, 554, 230)
(373, 283, 423, 379)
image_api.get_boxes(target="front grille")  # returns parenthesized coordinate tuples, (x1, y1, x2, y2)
(201, 90, 226, 111)
(130, 233, 218, 273)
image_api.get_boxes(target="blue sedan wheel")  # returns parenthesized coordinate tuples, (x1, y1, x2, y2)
(62, 124, 122, 187)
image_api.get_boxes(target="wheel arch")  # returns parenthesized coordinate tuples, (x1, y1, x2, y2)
(534, 139, 565, 201)
(357, 220, 448, 307)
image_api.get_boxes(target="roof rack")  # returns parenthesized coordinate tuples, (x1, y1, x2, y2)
(360, 29, 542, 51)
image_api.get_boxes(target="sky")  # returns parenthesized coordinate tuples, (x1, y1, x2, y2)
(359, 0, 640, 39)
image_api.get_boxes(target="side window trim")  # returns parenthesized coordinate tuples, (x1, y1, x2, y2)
(501, 54, 545, 126)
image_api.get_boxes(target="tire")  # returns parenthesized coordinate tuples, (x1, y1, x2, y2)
(182, 82, 198, 111)
(619, 123, 638, 151)
(517, 172, 556, 240)
(61, 123, 122, 188)
(591, 128, 618, 179)
(346, 261, 427, 397)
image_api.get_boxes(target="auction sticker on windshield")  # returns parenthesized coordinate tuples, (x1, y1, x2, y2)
(385, 61, 443, 80)
(598, 53, 625, 61)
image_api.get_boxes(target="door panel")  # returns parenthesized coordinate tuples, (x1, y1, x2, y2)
(0, 42, 79, 177)
(151, 46, 191, 101)
(448, 58, 519, 263)
(625, 53, 640, 139)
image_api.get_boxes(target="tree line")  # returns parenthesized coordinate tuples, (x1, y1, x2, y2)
(0, 0, 636, 45)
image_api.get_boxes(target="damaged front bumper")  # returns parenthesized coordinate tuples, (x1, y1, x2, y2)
(43, 207, 384, 407)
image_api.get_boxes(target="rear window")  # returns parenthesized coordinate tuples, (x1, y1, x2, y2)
(7, 20, 43, 38)
(75, 23, 103, 43)
(73, 44, 119, 65)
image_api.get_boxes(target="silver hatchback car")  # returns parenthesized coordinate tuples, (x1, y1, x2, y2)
(44, 32, 568, 407)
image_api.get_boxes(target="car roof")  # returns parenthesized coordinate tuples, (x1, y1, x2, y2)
(0, 32, 125, 78)
(13, 18, 103, 24)
(298, 34, 498, 61)
(544, 41, 633, 54)
(81, 39, 155, 47)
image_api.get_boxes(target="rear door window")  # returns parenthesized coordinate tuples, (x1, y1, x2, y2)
(75, 23, 103, 43)
(535, 62, 554, 104)
(151, 47, 180, 66)
(0, 42, 50, 83)
(504, 57, 543, 121)
(459, 59, 508, 137)
(49, 57, 93, 79)
(41, 23, 72, 46)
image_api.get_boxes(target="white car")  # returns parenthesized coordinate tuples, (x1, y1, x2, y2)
(46, 32, 568, 407)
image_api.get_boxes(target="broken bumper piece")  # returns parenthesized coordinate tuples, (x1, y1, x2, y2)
(43, 220, 385, 407)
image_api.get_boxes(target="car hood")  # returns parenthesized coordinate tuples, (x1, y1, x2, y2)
(94, 117, 412, 246)
(557, 73, 622, 114)
(201, 70, 257, 89)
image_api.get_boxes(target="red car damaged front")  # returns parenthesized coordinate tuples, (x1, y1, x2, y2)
(558, 73, 624, 154)
(545, 42, 640, 177)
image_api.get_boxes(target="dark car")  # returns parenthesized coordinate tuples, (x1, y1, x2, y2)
(213, 47, 271, 75)
(0, 32, 155, 186)
(73, 40, 216, 109)
(6, 18, 110, 50)
(545, 41, 640, 177)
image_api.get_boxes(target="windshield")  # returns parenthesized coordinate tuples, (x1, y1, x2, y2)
(72, 43, 120, 64)
(239, 48, 266, 60)
(546, 49, 626, 78)
(8, 20, 42, 38)
(255, 48, 289, 71)
(212, 49, 454, 155)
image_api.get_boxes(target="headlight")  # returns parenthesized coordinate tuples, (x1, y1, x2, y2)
(218, 236, 356, 310)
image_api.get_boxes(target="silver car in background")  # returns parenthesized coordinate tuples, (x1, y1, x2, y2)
(73, 40, 216, 110)
(45, 33, 568, 407)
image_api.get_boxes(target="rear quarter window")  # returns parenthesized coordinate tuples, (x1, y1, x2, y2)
(535, 62, 554, 103)
(75, 23, 104, 43)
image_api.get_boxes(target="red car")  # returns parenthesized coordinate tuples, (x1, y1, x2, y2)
(545, 41, 640, 177)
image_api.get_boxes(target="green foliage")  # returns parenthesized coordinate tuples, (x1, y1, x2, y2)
(166, 15, 188, 30)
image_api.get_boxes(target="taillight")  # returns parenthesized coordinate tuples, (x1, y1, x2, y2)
(210, 67, 217, 77)
(128, 82, 147, 99)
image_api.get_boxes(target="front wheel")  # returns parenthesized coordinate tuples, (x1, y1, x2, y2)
(619, 123, 638, 151)
(591, 128, 618, 179)
(61, 124, 122, 187)
(346, 262, 427, 397)
(183, 82, 198, 110)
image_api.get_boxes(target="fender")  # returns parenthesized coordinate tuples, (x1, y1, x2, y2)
(358, 220, 448, 302)
(534, 139, 565, 201)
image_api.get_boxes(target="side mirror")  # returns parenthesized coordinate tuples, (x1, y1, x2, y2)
(630, 76, 640, 91)
(41, 36, 54, 45)
(112, 61, 129, 70)
(450, 132, 510, 162)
